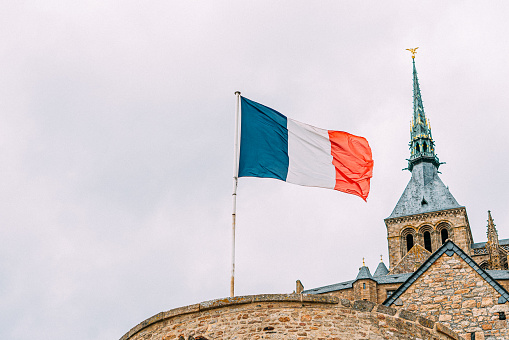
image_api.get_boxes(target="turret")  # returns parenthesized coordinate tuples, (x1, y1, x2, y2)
(353, 259, 377, 302)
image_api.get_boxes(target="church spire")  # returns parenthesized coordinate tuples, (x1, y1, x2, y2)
(407, 49, 440, 172)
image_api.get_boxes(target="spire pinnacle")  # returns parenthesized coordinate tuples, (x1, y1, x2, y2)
(407, 51, 440, 172)
(487, 210, 499, 246)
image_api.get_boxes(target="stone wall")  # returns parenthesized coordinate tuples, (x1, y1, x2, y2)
(120, 294, 459, 340)
(394, 253, 509, 340)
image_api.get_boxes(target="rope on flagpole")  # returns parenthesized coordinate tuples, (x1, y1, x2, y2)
(231, 91, 241, 297)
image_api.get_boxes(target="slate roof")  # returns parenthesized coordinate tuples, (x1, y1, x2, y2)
(356, 266, 373, 280)
(388, 162, 461, 218)
(383, 240, 509, 306)
(486, 270, 509, 280)
(302, 272, 412, 295)
(374, 261, 389, 277)
(471, 238, 509, 249)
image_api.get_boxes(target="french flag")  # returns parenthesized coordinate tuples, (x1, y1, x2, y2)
(238, 97, 374, 201)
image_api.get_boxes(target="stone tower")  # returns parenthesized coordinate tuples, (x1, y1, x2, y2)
(384, 55, 474, 271)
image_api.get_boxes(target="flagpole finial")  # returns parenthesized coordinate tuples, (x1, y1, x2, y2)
(406, 47, 419, 59)
(234, 91, 241, 95)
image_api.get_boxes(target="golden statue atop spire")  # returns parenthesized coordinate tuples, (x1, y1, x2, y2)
(406, 47, 419, 59)
(362, 258, 365, 266)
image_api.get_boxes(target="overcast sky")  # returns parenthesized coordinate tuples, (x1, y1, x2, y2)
(2, 1, 509, 339)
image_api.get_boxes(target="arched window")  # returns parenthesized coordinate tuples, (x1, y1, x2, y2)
(422, 142, 427, 153)
(423, 231, 432, 252)
(406, 234, 414, 252)
(441, 229, 449, 244)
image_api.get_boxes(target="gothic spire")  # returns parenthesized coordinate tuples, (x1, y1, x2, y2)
(486, 210, 499, 247)
(388, 49, 461, 219)
(407, 51, 440, 172)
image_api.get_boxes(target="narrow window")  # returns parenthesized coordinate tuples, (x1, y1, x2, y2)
(441, 229, 449, 244)
(424, 231, 432, 252)
(363, 283, 366, 289)
(422, 142, 427, 152)
(406, 234, 414, 252)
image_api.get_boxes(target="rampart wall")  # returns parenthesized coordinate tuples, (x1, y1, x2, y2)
(120, 294, 459, 340)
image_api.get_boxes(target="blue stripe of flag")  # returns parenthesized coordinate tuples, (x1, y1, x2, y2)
(238, 97, 289, 181)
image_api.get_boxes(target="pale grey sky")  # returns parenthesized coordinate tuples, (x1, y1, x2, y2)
(1, 1, 509, 339)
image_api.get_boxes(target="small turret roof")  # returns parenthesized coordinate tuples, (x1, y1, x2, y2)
(355, 266, 374, 281)
(374, 261, 389, 277)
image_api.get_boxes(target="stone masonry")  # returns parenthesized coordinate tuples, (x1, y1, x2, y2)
(394, 253, 509, 340)
(120, 294, 459, 340)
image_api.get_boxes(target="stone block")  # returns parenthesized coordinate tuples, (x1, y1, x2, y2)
(399, 309, 417, 322)
(352, 300, 375, 312)
(418, 315, 435, 329)
(375, 304, 397, 316)
(435, 322, 460, 340)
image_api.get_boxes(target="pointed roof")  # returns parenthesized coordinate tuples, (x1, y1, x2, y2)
(383, 240, 509, 306)
(373, 261, 389, 277)
(355, 265, 374, 281)
(388, 162, 461, 218)
(388, 54, 461, 219)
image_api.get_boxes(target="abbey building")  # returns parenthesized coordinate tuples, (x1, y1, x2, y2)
(302, 56, 509, 340)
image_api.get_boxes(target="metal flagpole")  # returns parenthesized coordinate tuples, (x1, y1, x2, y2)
(231, 91, 241, 297)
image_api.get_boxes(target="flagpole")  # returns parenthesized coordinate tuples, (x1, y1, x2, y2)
(231, 91, 241, 297)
